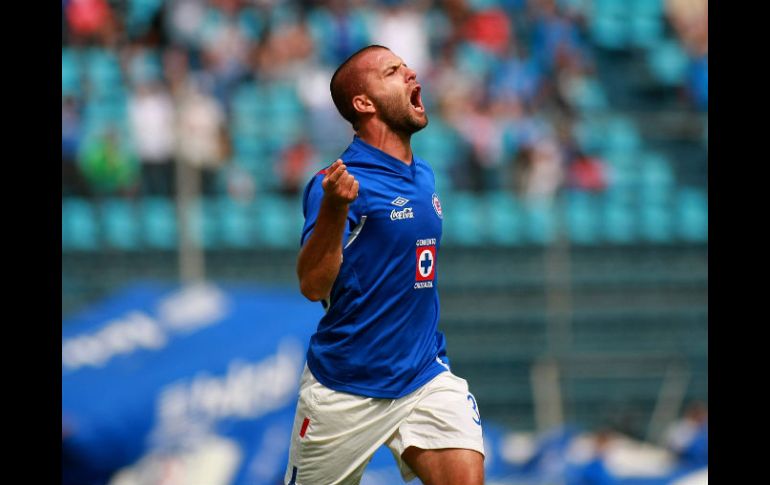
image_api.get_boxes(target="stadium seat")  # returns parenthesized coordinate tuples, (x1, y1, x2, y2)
(139, 197, 178, 249)
(638, 204, 673, 243)
(638, 152, 675, 206)
(603, 117, 641, 153)
(218, 197, 257, 248)
(126, 0, 163, 37)
(601, 194, 635, 243)
(565, 191, 599, 245)
(127, 48, 163, 85)
(647, 40, 689, 86)
(176, 198, 219, 249)
(441, 192, 485, 246)
(255, 195, 302, 248)
(62, 198, 99, 250)
(412, 118, 462, 172)
(589, 0, 628, 50)
(100, 198, 140, 250)
(629, 15, 663, 50)
(484, 191, 523, 245)
(85, 49, 124, 97)
(675, 188, 708, 242)
(570, 77, 609, 112)
(521, 197, 557, 244)
(628, 0, 664, 49)
(62, 48, 82, 97)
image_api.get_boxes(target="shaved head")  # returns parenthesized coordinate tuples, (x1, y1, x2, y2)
(330, 45, 390, 130)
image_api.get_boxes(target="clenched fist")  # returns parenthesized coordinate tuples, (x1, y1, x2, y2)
(322, 159, 359, 206)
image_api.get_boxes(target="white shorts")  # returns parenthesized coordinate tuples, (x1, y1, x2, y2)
(284, 365, 485, 485)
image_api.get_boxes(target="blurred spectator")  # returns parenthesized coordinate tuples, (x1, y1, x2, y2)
(686, 54, 707, 112)
(489, 44, 543, 109)
(275, 137, 318, 196)
(666, 0, 707, 112)
(62, 96, 90, 197)
(528, 0, 586, 75)
(224, 165, 256, 202)
(567, 152, 608, 192)
(665, 0, 707, 54)
(77, 125, 140, 197)
(65, 0, 113, 40)
(306, 0, 372, 67)
(199, 0, 255, 107)
(254, 16, 316, 81)
(664, 402, 708, 469)
(61, 0, 705, 203)
(462, 4, 513, 56)
(512, 136, 565, 201)
(370, 0, 431, 76)
(566, 430, 617, 485)
(128, 82, 176, 196)
(174, 79, 229, 196)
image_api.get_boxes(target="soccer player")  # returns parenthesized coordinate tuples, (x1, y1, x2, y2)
(285, 45, 485, 485)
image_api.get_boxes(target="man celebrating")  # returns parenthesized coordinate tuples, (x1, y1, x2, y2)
(285, 45, 485, 485)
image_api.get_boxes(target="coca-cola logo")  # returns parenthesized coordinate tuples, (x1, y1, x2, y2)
(390, 207, 415, 221)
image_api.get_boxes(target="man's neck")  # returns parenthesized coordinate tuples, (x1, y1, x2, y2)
(356, 123, 413, 165)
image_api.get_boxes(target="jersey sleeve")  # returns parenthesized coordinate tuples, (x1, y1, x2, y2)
(300, 171, 365, 248)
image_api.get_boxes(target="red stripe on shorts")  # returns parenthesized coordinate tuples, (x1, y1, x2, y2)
(299, 417, 310, 437)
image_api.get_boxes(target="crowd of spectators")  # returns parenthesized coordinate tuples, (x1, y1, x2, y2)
(665, 0, 707, 111)
(62, 0, 704, 204)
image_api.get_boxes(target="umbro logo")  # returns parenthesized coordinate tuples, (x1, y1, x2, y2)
(391, 196, 409, 207)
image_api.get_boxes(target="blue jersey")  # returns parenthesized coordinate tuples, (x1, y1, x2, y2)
(300, 136, 449, 399)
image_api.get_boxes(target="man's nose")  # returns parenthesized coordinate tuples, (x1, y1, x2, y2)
(405, 66, 417, 82)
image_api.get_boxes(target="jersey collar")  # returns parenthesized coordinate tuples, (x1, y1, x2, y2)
(350, 136, 417, 179)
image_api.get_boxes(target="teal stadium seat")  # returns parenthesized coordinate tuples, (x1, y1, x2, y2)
(521, 198, 557, 244)
(85, 49, 124, 97)
(603, 117, 641, 153)
(648, 39, 689, 86)
(601, 193, 635, 243)
(574, 117, 604, 153)
(639, 153, 675, 243)
(589, 0, 628, 50)
(140, 197, 177, 249)
(638, 152, 675, 206)
(233, 134, 262, 160)
(441, 192, 484, 246)
(100, 199, 140, 250)
(219, 197, 257, 248)
(62, 49, 81, 97)
(62, 198, 98, 250)
(412, 118, 460, 173)
(126, 0, 163, 37)
(675, 188, 708, 242)
(570, 78, 609, 112)
(255, 195, 302, 248)
(628, 0, 664, 49)
(484, 191, 523, 245)
(127, 48, 163, 85)
(639, 204, 673, 243)
(456, 42, 499, 79)
(182, 198, 220, 249)
(565, 191, 600, 245)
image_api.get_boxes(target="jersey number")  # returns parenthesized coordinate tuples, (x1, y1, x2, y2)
(467, 394, 481, 425)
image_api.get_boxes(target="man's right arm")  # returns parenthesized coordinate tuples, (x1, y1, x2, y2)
(297, 159, 359, 302)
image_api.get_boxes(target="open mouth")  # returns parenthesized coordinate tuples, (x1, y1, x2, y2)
(410, 85, 425, 113)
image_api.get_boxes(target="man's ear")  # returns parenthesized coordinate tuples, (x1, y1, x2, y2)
(352, 94, 376, 116)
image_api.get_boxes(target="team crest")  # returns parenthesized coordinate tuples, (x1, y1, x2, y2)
(432, 193, 443, 219)
(414, 239, 437, 289)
